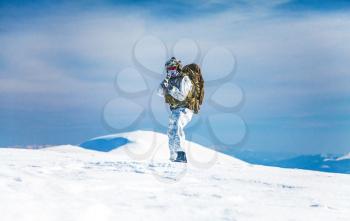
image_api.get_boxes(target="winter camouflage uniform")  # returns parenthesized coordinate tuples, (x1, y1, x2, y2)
(158, 58, 194, 162)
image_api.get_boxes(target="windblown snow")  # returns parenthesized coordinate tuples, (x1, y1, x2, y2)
(0, 131, 349, 221)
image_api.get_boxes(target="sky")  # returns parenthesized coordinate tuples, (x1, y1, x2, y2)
(0, 0, 350, 154)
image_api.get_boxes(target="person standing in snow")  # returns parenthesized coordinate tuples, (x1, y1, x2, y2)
(158, 57, 204, 163)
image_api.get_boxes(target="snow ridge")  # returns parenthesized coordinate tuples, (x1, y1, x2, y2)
(0, 130, 349, 221)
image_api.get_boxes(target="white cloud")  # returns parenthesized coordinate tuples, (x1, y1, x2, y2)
(0, 6, 349, 115)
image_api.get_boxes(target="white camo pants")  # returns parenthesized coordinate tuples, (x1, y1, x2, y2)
(168, 107, 193, 157)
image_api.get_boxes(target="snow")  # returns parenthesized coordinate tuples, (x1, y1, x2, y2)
(0, 130, 350, 221)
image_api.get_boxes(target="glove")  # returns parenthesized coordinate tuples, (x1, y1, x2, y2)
(161, 78, 172, 90)
(161, 79, 168, 89)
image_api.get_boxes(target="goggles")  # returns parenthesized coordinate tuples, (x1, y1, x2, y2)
(166, 66, 177, 71)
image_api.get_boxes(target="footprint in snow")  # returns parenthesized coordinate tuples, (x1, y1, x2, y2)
(148, 161, 187, 183)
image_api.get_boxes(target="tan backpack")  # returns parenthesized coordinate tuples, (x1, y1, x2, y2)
(182, 63, 204, 114)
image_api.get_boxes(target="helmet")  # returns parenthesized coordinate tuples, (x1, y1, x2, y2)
(165, 57, 182, 72)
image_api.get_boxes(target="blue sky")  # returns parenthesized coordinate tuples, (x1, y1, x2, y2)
(0, 0, 350, 154)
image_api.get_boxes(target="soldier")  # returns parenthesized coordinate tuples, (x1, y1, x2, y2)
(158, 57, 204, 163)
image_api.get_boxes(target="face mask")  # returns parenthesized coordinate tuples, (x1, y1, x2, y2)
(167, 70, 179, 78)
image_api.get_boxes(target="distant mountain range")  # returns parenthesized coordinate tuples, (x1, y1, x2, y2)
(269, 154, 350, 174)
(226, 149, 350, 174)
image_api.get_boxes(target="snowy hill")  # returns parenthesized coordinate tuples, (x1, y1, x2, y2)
(0, 131, 350, 221)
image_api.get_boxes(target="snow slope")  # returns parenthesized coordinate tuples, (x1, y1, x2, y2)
(0, 130, 350, 221)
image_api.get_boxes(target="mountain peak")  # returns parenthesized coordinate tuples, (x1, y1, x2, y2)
(79, 130, 242, 165)
(336, 153, 350, 161)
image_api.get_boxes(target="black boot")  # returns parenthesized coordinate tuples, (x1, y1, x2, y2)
(174, 151, 187, 163)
